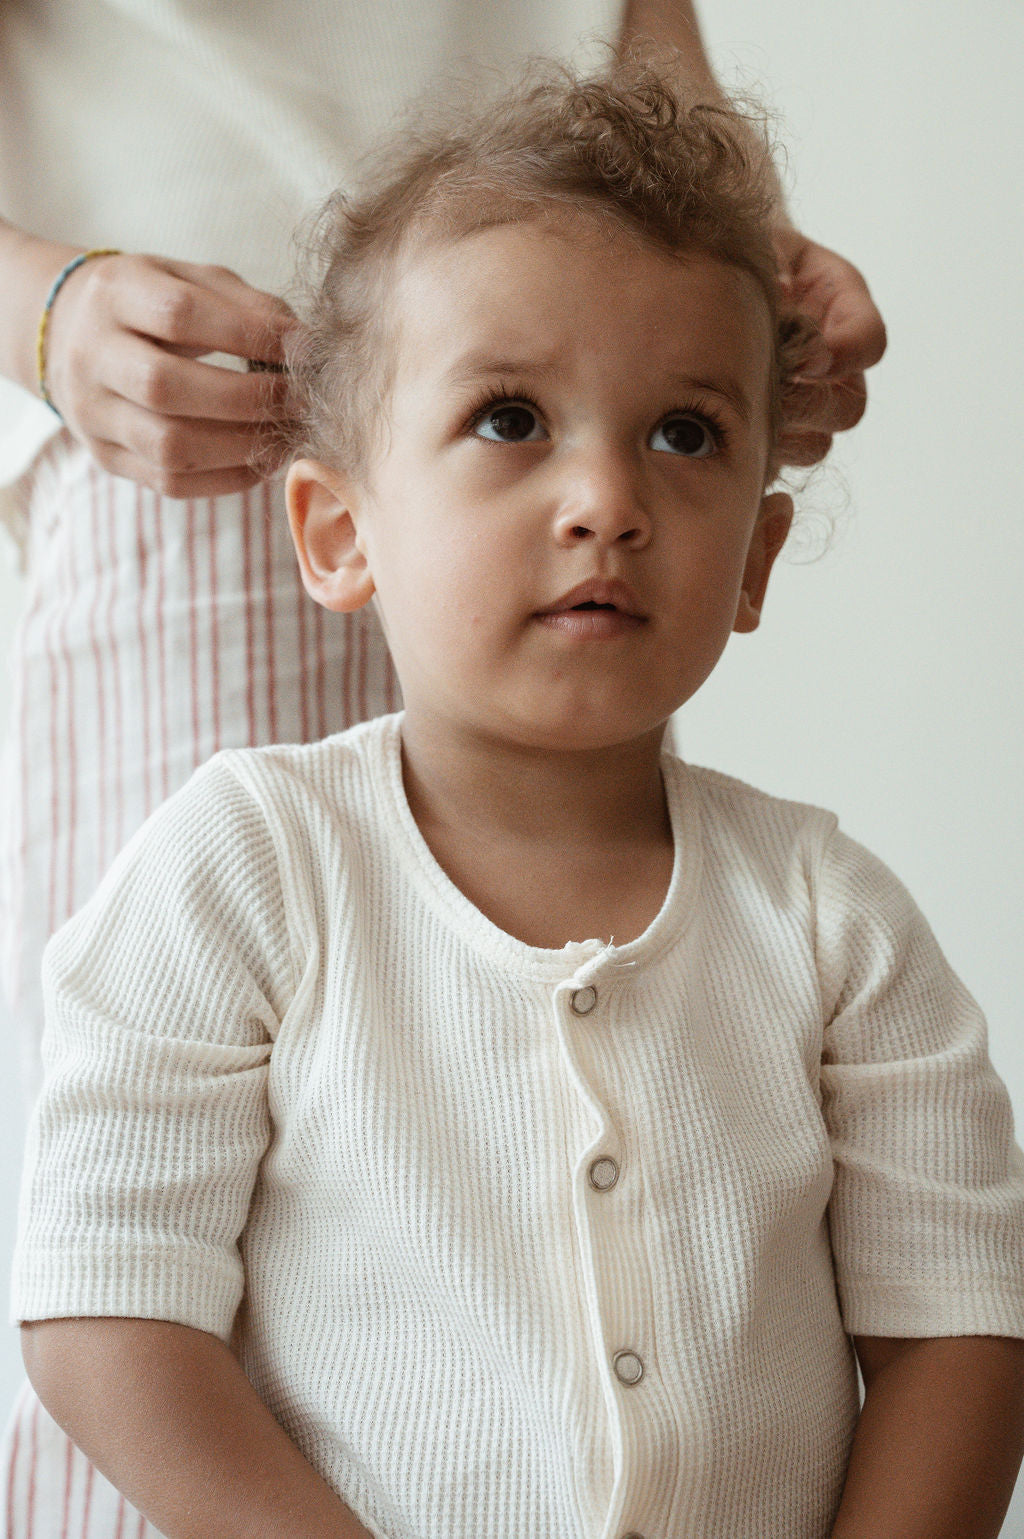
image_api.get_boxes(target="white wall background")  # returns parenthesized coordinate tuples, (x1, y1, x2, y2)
(0, 0, 1021, 1528)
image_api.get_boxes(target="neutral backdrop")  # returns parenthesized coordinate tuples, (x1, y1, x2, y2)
(0, 0, 1021, 1529)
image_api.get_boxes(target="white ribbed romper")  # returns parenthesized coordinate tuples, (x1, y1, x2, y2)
(14, 715, 1024, 1539)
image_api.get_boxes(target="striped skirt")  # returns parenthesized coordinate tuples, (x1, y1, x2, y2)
(1, 434, 397, 1534)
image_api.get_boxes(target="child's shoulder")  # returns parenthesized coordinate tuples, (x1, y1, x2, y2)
(664, 751, 839, 848)
(207, 711, 401, 807)
(665, 754, 926, 943)
(136, 714, 403, 881)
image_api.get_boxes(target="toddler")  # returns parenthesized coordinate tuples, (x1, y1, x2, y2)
(13, 61, 1024, 1539)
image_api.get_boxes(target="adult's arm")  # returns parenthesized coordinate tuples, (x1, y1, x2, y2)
(829, 1333, 1024, 1538)
(619, 0, 888, 466)
(0, 215, 295, 496)
(22, 1317, 373, 1539)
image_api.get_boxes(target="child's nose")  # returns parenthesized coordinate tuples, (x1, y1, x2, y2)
(550, 446, 652, 550)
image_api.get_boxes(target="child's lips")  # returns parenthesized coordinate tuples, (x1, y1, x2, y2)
(533, 577, 647, 637)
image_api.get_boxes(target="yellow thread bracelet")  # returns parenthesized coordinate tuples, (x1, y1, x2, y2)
(36, 248, 121, 418)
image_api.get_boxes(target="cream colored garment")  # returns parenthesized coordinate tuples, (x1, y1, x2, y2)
(14, 714, 1024, 1539)
(0, 0, 621, 509)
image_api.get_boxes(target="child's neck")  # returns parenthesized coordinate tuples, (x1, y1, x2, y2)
(400, 713, 674, 950)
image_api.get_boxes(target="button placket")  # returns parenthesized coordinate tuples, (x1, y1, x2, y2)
(559, 971, 669, 1539)
(556, 966, 656, 1510)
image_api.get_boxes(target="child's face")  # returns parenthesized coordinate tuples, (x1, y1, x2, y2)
(289, 215, 792, 754)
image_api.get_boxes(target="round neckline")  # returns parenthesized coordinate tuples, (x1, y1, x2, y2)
(368, 713, 702, 981)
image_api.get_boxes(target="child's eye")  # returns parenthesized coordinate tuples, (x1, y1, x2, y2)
(472, 402, 546, 443)
(649, 413, 720, 458)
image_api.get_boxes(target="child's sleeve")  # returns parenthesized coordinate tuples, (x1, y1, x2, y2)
(11, 754, 295, 1344)
(815, 826, 1024, 1341)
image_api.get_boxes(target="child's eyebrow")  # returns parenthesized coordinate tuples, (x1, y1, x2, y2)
(442, 352, 560, 390)
(667, 372, 753, 425)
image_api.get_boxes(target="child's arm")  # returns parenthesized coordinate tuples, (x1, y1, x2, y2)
(22, 1316, 373, 1539)
(828, 1333, 1024, 1538)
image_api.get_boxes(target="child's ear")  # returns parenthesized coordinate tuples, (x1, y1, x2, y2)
(286, 459, 375, 613)
(733, 491, 794, 635)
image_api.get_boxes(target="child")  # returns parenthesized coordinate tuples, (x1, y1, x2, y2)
(12, 60, 1024, 1539)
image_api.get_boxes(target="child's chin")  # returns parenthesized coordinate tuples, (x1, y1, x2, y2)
(502, 710, 671, 756)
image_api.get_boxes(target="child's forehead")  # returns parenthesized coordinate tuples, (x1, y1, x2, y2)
(389, 214, 774, 395)
(396, 207, 686, 303)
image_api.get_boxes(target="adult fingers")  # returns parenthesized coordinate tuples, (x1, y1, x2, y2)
(159, 258, 304, 364)
(91, 394, 288, 481)
(784, 371, 868, 438)
(104, 333, 291, 423)
(44, 252, 299, 446)
(815, 268, 887, 378)
(65, 376, 290, 496)
(781, 237, 888, 378)
(90, 436, 265, 500)
(87, 254, 297, 365)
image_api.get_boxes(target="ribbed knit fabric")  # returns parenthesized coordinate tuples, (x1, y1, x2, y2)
(13, 714, 1024, 1539)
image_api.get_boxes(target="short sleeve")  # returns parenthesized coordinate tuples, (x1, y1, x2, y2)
(11, 754, 294, 1342)
(815, 828, 1024, 1340)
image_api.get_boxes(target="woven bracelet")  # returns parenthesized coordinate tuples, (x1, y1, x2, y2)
(36, 248, 121, 418)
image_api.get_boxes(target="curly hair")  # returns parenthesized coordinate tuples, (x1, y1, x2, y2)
(279, 55, 814, 478)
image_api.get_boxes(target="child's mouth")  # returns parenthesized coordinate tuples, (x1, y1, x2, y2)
(534, 578, 647, 635)
(537, 608, 643, 636)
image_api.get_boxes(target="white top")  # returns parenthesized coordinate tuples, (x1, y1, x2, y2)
(13, 714, 1024, 1539)
(0, 0, 621, 502)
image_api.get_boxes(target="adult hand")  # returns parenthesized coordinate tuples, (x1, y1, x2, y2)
(773, 227, 887, 468)
(42, 252, 299, 498)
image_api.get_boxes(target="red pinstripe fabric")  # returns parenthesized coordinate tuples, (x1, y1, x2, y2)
(105, 475, 126, 855)
(5, 1385, 21, 1536)
(80, 1465, 93, 1539)
(152, 498, 170, 807)
(314, 601, 327, 737)
(1, 436, 398, 1535)
(295, 549, 310, 744)
(89, 474, 110, 873)
(185, 495, 200, 771)
(44, 636, 60, 941)
(133, 486, 152, 819)
(207, 499, 222, 757)
(26, 1398, 36, 1537)
(59, 1440, 71, 1539)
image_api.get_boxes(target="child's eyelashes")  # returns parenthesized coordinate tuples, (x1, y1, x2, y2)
(649, 408, 727, 459)
(469, 392, 547, 444)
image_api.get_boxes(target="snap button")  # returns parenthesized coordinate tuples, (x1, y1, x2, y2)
(612, 1349, 644, 1386)
(588, 1156, 620, 1192)
(570, 985, 598, 1015)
